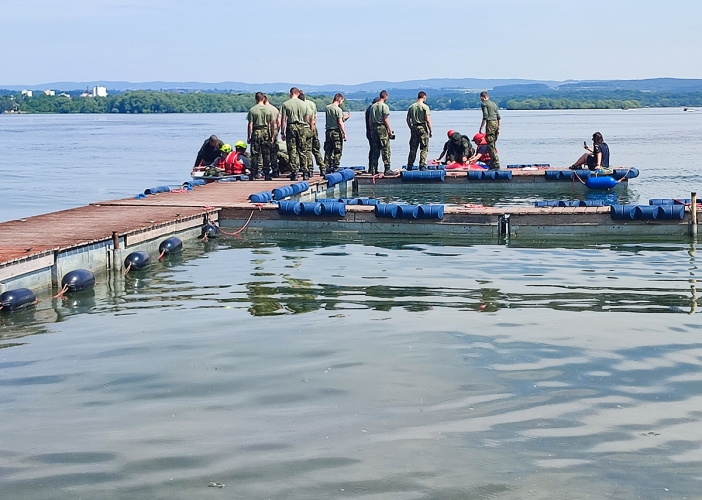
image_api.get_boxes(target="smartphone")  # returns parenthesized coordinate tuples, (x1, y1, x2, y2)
(583, 141, 588, 147)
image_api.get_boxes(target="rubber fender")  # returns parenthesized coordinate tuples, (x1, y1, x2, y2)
(610, 205, 637, 220)
(544, 170, 561, 181)
(249, 191, 272, 203)
(278, 200, 302, 215)
(124, 251, 151, 271)
(375, 203, 399, 219)
(573, 169, 592, 179)
(144, 185, 171, 195)
(495, 170, 512, 180)
(299, 202, 322, 216)
(339, 169, 355, 181)
(586, 176, 618, 189)
(319, 201, 346, 217)
(557, 170, 574, 180)
(61, 269, 96, 292)
(0, 288, 36, 312)
(272, 185, 294, 200)
(290, 181, 309, 195)
(325, 172, 344, 187)
(201, 223, 220, 239)
(159, 236, 183, 255)
(418, 204, 444, 219)
(397, 204, 420, 219)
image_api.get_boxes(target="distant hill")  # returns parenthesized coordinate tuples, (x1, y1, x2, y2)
(557, 78, 702, 92)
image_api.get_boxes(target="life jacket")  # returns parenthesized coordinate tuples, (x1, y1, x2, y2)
(476, 143, 497, 163)
(224, 151, 245, 175)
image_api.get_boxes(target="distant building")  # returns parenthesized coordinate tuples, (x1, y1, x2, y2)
(59, 92, 71, 98)
(21, 89, 33, 97)
(93, 86, 107, 97)
(43, 89, 55, 96)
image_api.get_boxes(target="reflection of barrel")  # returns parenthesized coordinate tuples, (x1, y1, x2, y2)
(159, 237, 182, 255)
(375, 203, 399, 218)
(586, 176, 618, 189)
(249, 191, 272, 203)
(61, 269, 96, 292)
(418, 205, 445, 219)
(397, 205, 419, 219)
(0, 288, 36, 312)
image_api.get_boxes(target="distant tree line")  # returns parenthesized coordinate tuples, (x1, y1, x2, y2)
(2, 89, 702, 114)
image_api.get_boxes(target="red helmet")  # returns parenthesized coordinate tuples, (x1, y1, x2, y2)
(473, 133, 486, 142)
(447, 129, 455, 138)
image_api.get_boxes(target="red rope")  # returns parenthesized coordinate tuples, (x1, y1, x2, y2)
(52, 283, 69, 299)
(123, 262, 133, 275)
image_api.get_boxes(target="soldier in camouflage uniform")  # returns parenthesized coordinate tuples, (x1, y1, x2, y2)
(280, 87, 312, 180)
(478, 91, 501, 170)
(324, 93, 350, 173)
(368, 90, 393, 175)
(299, 92, 326, 176)
(406, 91, 433, 170)
(263, 95, 281, 177)
(246, 92, 275, 180)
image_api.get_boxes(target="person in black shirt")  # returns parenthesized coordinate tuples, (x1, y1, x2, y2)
(194, 135, 224, 167)
(569, 132, 610, 170)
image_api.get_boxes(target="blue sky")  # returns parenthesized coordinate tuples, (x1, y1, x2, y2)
(3, 0, 701, 85)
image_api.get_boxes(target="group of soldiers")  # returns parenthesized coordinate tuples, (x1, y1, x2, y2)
(196, 88, 502, 181)
(245, 88, 349, 181)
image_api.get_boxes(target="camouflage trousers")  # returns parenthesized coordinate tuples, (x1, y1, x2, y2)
(306, 126, 325, 174)
(269, 129, 279, 174)
(369, 124, 391, 174)
(407, 123, 429, 168)
(485, 120, 500, 170)
(250, 128, 272, 177)
(324, 129, 344, 171)
(286, 123, 310, 174)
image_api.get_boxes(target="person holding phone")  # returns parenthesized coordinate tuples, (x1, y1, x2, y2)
(569, 132, 610, 170)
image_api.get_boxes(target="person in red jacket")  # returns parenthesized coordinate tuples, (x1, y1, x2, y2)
(221, 141, 252, 176)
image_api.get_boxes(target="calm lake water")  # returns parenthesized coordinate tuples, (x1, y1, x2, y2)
(2, 109, 702, 499)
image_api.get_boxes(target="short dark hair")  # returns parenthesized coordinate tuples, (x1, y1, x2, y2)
(592, 132, 604, 143)
(418, 91, 426, 99)
(290, 87, 300, 95)
(480, 91, 489, 98)
(379, 90, 388, 99)
(299, 91, 306, 101)
(208, 135, 219, 143)
(255, 91, 265, 103)
(333, 93, 344, 102)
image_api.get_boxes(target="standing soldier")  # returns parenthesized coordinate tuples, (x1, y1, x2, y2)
(263, 95, 281, 177)
(478, 91, 501, 170)
(368, 90, 393, 175)
(246, 92, 275, 180)
(364, 97, 379, 173)
(280, 87, 311, 180)
(406, 91, 433, 170)
(299, 91, 326, 176)
(324, 93, 350, 173)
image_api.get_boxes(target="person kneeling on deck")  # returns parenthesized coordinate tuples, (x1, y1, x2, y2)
(220, 142, 251, 176)
(468, 133, 495, 167)
(194, 135, 224, 168)
(441, 131, 474, 164)
(569, 132, 610, 171)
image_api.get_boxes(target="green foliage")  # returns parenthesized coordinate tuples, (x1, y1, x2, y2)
(3, 89, 702, 114)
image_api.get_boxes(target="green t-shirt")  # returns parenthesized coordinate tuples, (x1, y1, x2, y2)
(246, 103, 274, 128)
(481, 99, 501, 121)
(281, 97, 310, 125)
(370, 101, 390, 125)
(325, 103, 344, 130)
(407, 101, 430, 126)
(306, 99, 318, 128)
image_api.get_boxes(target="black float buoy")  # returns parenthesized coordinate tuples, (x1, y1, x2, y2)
(199, 223, 220, 240)
(0, 288, 37, 312)
(158, 237, 182, 258)
(61, 269, 96, 293)
(124, 251, 151, 274)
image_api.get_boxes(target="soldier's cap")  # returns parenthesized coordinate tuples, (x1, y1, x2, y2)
(450, 132, 462, 142)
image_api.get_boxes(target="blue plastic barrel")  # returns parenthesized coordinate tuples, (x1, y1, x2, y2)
(558, 170, 574, 180)
(544, 170, 560, 181)
(495, 170, 512, 180)
(299, 202, 322, 215)
(0, 288, 36, 312)
(375, 203, 399, 218)
(272, 185, 295, 200)
(188, 179, 207, 187)
(325, 172, 344, 186)
(610, 205, 636, 220)
(573, 170, 592, 179)
(319, 201, 346, 217)
(144, 186, 171, 195)
(339, 169, 355, 181)
(290, 181, 309, 195)
(61, 269, 96, 292)
(634, 206, 664, 220)
(397, 204, 419, 219)
(357, 198, 380, 206)
(418, 204, 444, 219)
(613, 168, 640, 180)
(586, 176, 618, 190)
(661, 205, 685, 220)
(278, 201, 302, 215)
(249, 191, 272, 203)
